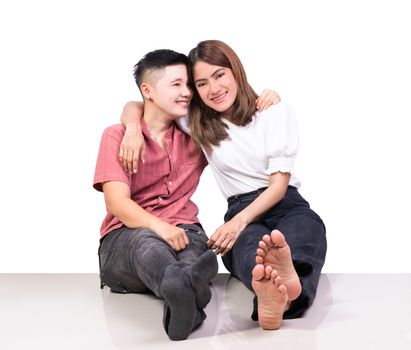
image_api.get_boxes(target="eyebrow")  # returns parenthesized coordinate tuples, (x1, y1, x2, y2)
(195, 68, 225, 84)
(170, 78, 184, 83)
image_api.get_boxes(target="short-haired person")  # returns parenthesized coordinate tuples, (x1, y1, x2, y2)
(119, 40, 327, 331)
(93, 49, 219, 341)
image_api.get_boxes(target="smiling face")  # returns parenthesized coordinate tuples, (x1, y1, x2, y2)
(142, 64, 192, 119)
(193, 61, 238, 117)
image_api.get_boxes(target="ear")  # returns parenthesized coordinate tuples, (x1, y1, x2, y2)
(140, 82, 152, 101)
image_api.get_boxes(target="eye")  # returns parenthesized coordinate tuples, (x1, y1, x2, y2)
(196, 82, 206, 88)
(173, 82, 181, 87)
(216, 72, 225, 79)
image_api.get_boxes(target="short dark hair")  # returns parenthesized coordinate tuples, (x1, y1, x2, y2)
(133, 49, 189, 89)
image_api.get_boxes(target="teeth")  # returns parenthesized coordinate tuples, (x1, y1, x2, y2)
(212, 92, 227, 102)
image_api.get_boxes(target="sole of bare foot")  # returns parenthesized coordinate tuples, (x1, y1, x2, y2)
(256, 230, 302, 301)
(252, 264, 288, 330)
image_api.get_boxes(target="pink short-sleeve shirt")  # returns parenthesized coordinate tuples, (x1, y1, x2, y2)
(93, 119, 207, 238)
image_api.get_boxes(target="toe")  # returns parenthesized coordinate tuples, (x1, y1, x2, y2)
(256, 247, 265, 257)
(262, 234, 274, 248)
(270, 230, 287, 248)
(278, 285, 287, 295)
(252, 264, 265, 281)
(273, 275, 283, 287)
(265, 265, 273, 278)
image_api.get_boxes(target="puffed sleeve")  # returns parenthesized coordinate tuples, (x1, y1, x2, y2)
(265, 102, 299, 175)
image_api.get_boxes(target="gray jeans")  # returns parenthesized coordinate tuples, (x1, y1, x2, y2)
(98, 224, 209, 298)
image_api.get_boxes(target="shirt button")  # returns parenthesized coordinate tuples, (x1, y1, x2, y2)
(168, 181, 172, 186)
(158, 197, 163, 202)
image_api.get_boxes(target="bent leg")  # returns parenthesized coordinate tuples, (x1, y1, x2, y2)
(256, 229, 302, 302)
(223, 222, 271, 291)
(176, 224, 218, 309)
(99, 226, 201, 340)
(275, 208, 327, 318)
(99, 226, 177, 297)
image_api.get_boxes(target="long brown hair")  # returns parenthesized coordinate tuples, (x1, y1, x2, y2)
(187, 40, 258, 147)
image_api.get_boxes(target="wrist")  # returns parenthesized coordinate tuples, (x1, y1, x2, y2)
(234, 212, 251, 227)
(124, 122, 142, 137)
(147, 216, 162, 234)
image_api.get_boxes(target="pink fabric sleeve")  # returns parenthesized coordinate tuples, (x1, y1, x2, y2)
(93, 125, 131, 192)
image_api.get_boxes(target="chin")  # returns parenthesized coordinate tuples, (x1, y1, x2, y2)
(212, 105, 229, 113)
(173, 110, 188, 118)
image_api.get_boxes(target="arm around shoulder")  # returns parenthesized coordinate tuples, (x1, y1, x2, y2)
(119, 101, 145, 174)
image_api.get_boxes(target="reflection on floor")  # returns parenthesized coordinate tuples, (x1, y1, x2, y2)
(0, 273, 410, 349)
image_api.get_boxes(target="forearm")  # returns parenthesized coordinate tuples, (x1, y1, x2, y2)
(234, 173, 290, 225)
(120, 101, 144, 126)
(105, 193, 164, 232)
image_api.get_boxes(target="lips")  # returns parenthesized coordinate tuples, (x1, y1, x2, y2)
(211, 91, 228, 104)
(176, 100, 190, 107)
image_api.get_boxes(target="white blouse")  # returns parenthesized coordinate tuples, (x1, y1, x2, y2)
(177, 101, 301, 199)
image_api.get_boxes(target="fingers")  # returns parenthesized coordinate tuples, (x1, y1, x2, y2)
(119, 145, 132, 174)
(119, 146, 124, 165)
(123, 149, 130, 173)
(137, 144, 146, 171)
(119, 148, 139, 174)
(131, 142, 145, 173)
(256, 89, 281, 111)
(220, 239, 235, 256)
(171, 229, 189, 252)
(119, 142, 145, 174)
(256, 89, 269, 111)
(208, 229, 225, 251)
(178, 230, 189, 249)
(207, 231, 220, 249)
(209, 231, 236, 256)
(183, 230, 189, 245)
(127, 149, 134, 175)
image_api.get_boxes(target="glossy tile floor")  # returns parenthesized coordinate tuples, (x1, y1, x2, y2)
(1, 273, 410, 349)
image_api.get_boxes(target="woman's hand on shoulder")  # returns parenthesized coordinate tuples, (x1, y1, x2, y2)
(256, 89, 281, 111)
(119, 123, 145, 174)
(119, 101, 145, 174)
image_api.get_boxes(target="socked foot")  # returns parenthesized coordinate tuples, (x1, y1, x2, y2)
(256, 230, 301, 301)
(189, 249, 218, 309)
(161, 265, 197, 341)
(252, 264, 288, 330)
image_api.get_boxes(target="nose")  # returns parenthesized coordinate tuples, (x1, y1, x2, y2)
(208, 79, 219, 95)
(182, 84, 192, 97)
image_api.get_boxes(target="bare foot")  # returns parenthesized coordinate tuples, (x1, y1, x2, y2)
(256, 230, 301, 301)
(252, 264, 288, 330)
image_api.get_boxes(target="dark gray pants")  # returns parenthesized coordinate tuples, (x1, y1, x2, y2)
(98, 224, 209, 298)
(222, 186, 327, 319)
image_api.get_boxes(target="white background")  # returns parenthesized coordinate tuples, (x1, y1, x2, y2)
(0, 0, 410, 273)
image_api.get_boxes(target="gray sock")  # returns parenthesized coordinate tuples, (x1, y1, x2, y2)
(161, 264, 197, 341)
(189, 249, 218, 309)
(163, 304, 207, 339)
